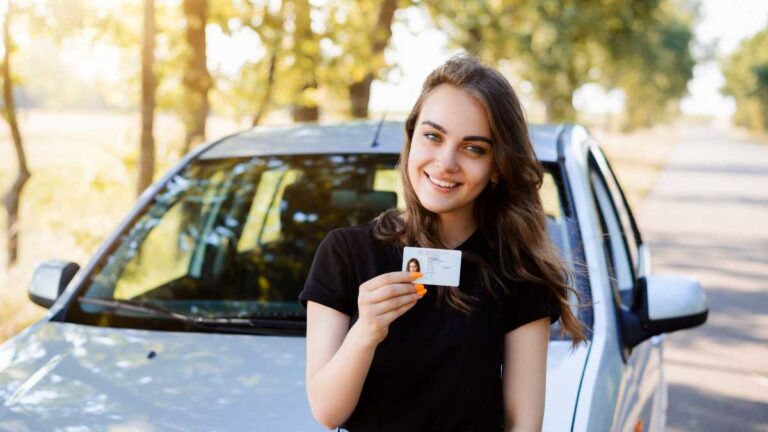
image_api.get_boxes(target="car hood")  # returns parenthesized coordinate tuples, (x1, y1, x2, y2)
(0, 322, 589, 431)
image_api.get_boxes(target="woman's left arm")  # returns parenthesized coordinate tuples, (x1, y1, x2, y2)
(502, 317, 551, 432)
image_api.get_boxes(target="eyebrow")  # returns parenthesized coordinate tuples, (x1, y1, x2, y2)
(421, 120, 493, 146)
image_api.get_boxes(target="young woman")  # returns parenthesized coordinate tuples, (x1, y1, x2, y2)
(300, 55, 586, 431)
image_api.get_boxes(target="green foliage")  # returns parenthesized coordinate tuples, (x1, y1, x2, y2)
(607, 2, 696, 130)
(722, 27, 768, 131)
(209, 0, 323, 121)
(424, 0, 695, 127)
(323, 0, 400, 117)
(209, 0, 282, 121)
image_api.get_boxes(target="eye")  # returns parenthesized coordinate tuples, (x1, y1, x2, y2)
(423, 132, 440, 142)
(465, 145, 486, 155)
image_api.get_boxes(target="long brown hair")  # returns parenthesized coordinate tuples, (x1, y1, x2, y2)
(373, 55, 587, 346)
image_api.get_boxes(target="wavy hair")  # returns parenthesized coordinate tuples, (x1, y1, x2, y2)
(373, 55, 587, 346)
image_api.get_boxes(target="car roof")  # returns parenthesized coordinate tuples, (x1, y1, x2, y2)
(198, 120, 564, 162)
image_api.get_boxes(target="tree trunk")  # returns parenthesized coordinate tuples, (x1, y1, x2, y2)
(349, 0, 398, 119)
(349, 75, 374, 119)
(1, 1, 30, 268)
(138, 0, 156, 196)
(291, 94, 319, 122)
(252, 47, 277, 127)
(543, 94, 576, 123)
(291, 0, 319, 122)
(466, 26, 483, 57)
(181, 0, 211, 154)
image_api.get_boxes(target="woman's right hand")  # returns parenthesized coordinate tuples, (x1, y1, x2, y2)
(353, 271, 426, 347)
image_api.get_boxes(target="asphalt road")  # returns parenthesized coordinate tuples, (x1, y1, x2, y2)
(636, 123, 768, 432)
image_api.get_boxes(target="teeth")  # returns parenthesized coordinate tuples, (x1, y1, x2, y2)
(434, 179, 457, 187)
(427, 174, 458, 188)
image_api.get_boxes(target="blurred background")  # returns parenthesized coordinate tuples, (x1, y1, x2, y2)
(0, 0, 766, 430)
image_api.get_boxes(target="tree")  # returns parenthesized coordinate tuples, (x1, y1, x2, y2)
(598, 1, 695, 130)
(252, 46, 277, 126)
(206, 0, 281, 126)
(289, 0, 320, 122)
(181, 0, 211, 153)
(722, 27, 768, 131)
(1, 0, 31, 268)
(424, 0, 583, 120)
(616, 15, 695, 129)
(211, 0, 402, 124)
(138, 0, 156, 195)
(346, 0, 399, 118)
(424, 0, 693, 124)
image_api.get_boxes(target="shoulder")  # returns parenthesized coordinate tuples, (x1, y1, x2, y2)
(321, 222, 395, 256)
(325, 223, 376, 248)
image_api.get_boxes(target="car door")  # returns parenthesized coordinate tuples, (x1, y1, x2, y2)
(588, 147, 663, 432)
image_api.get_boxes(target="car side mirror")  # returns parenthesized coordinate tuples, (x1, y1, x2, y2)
(28, 260, 80, 308)
(621, 275, 708, 349)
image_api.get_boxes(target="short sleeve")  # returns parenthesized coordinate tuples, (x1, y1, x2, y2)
(299, 229, 357, 316)
(504, 281, 561, 333)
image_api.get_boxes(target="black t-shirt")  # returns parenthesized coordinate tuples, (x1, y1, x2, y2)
(299, 223, 560, 432)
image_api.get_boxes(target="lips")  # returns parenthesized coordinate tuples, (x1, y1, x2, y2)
(425, 172, 460, 189)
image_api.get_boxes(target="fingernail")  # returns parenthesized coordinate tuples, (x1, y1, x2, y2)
(415, 283, 426, 296)
(410, 272, 423, 279)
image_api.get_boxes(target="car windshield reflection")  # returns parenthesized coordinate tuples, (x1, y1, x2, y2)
(66, 154, 403, 332)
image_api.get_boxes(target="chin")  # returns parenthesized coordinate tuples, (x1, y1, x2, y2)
(416, 199, 466, 217)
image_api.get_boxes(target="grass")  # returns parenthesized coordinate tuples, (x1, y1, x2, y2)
(0, 110, 680, 344)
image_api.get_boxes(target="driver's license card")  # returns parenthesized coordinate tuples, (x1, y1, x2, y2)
(402, 246, 462, 287)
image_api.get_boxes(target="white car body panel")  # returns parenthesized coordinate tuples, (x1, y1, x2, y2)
(0, 322, 588, 431)
(0, 322, 326, 431)
(544, 342, 590, 431)
(563, 127, 665, 432)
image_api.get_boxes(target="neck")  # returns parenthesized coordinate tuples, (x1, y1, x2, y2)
(437, 208, 476, 249)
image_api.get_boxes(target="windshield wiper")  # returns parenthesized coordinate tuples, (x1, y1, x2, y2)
(77, 297, 303, 335)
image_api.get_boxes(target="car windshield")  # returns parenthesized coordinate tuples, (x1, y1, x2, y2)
(64, 153, 576, 335)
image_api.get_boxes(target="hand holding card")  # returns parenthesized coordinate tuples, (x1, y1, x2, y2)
(354, 271, 424, 347)
(402, 246, 462, 287)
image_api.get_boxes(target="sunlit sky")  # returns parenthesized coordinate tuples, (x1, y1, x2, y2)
(681, 0, 768, 117)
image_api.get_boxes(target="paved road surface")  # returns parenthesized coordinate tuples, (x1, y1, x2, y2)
(637, 123, 768, 432)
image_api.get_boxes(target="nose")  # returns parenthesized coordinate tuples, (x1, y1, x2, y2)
(434, 145, 460, 172)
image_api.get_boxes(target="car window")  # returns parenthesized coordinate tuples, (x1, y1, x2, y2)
(65, 154, 575, 335)
(589, 154, 635, 306)
(590, 147, 641, 273)
(541, 170, 573, 265)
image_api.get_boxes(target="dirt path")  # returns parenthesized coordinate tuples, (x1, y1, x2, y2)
(637, 122, 768, 431)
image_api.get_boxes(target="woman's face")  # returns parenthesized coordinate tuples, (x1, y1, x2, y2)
(407, 84, 496, 220)
(408, 260, 420, 272)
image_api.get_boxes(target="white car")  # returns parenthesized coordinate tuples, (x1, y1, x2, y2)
(0, 122, 707, 431)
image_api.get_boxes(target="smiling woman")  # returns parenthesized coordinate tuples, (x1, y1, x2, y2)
(406, 84, 497, 233)
(301, 55, 587, 432)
